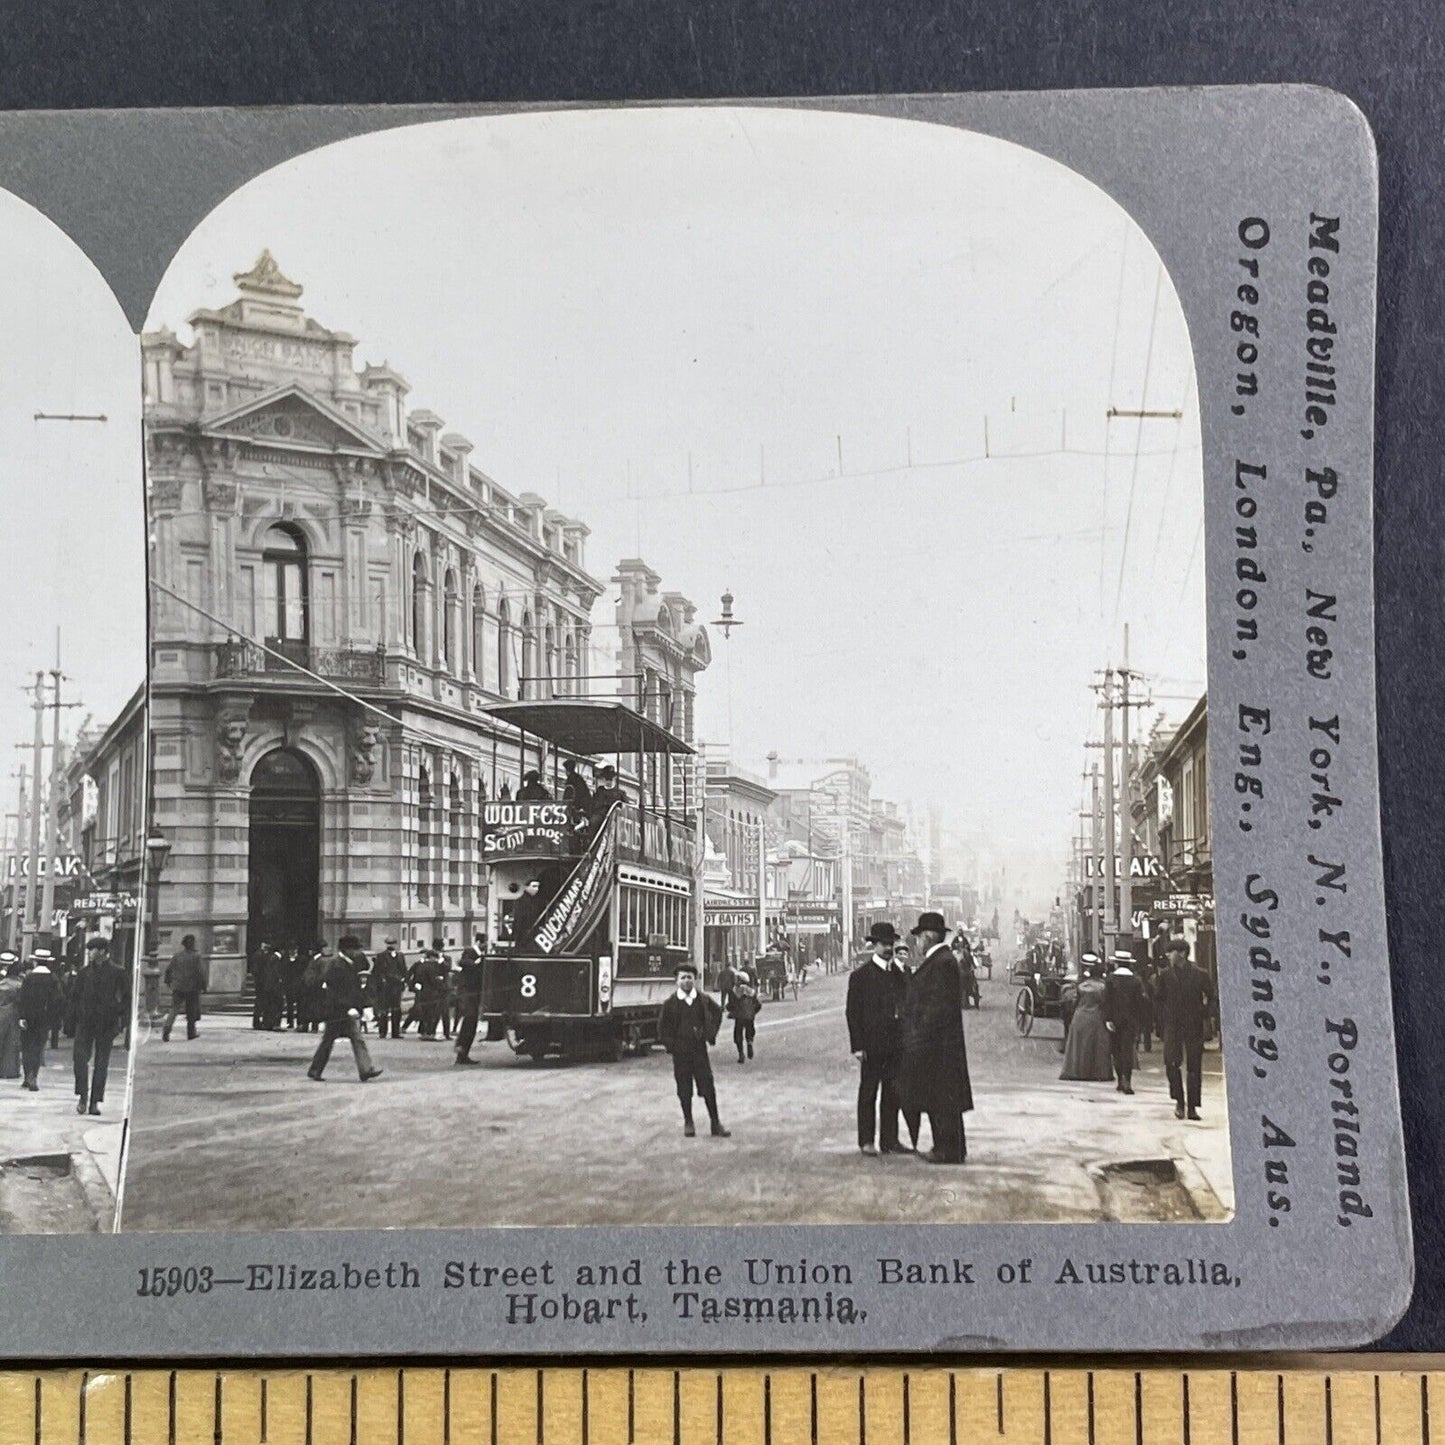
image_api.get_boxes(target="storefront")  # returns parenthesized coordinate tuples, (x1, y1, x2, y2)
(768, 900, 842, 971)
(702, 895, 760, 984)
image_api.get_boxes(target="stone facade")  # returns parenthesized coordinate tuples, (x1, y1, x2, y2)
(144, 252, 612, 990)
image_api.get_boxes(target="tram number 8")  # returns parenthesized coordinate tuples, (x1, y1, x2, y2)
(520, 973, 538, 999)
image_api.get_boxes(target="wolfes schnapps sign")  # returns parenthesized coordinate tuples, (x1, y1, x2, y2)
(481, 801, 578, 855)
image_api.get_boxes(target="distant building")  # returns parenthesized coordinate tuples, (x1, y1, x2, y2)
(1138, 694, 1214, 980)
(62, 684, 147, 967)
(700, 751, 775, 979)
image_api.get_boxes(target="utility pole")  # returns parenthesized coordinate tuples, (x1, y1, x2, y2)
(1100, 669, 1118, 954)
(1119, 627, 1133, 948)
(8, 766, 26, 950)
(1090, 764, 1103, 954)
(40, 633, 81, 950)
(23, 671, 45, 955)
(755, 815, 768, 959)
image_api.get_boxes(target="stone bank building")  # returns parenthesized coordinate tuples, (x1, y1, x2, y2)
(144, 254, 705, 992)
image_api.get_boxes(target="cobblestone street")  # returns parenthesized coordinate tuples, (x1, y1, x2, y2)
(122, 965, 1229, 1232)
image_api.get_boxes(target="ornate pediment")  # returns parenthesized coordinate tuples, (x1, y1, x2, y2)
(206, 386, 384, 455)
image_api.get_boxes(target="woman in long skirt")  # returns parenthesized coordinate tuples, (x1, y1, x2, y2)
(0, 956, 23, 1079)
(1060, 960, 1115, 1082)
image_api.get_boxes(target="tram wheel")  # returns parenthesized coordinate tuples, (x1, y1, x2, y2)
(1014, 988, 1035, 1036)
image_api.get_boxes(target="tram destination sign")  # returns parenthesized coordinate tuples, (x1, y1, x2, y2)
(481, 801, 579, 856)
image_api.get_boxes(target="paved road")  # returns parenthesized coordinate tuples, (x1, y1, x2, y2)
(122, 964, 1230, 1232)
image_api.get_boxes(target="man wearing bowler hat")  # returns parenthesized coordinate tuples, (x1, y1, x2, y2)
(846, 921, 910, 1155)
(898, 911, 973, 1164)
(656, 961, 730, 1138)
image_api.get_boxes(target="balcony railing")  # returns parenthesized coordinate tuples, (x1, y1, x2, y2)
(214, 640, 388, 684)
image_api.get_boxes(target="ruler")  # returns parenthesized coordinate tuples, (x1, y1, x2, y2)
(0, 1363, 1440, 1444)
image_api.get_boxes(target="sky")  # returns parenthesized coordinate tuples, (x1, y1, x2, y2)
(147, 106, 1206, 889)
(0, 190, 145, 838)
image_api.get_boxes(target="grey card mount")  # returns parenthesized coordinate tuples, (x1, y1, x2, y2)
(0, 86, 1409, 1356)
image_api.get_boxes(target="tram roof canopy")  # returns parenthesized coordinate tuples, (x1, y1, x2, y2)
(487, 700, 695, 757)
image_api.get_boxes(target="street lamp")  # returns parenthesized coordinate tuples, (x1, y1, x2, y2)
(142, 830, 172, 1022)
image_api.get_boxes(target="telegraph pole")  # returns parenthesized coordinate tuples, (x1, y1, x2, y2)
(1100, 669, 1118, 953)
(8, 766, 26, 950)
(1119, 629, 1133, 948)
(1090, 763, 1103, 953)
(40, 633, 80, 949)
(23, 672, 45, 954)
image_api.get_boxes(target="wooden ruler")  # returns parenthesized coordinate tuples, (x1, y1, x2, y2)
(0, 1363, 1440, 1444)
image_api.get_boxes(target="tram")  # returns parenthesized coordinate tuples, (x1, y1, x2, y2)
(478, 699, 699, 1062)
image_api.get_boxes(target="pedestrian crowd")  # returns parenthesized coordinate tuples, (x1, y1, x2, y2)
(1057, 921, 1215, 1120)
(0, 936, 130, 1115)
(228, 933, 489, 1080)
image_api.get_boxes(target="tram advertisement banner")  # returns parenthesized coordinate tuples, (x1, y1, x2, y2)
(481, 800, 579, 855)
(528, 808, 617, 956)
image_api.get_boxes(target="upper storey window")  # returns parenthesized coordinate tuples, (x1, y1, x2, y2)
(262, 524, 308, 663)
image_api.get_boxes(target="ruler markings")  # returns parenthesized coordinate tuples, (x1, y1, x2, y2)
(17, 1367, 1445, 1444)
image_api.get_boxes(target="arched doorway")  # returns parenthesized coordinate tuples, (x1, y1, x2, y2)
(247, 748, 321, 952)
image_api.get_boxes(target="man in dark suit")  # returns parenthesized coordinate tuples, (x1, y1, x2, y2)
(370, 938, 407, 1038)
(71, 936, 130, 1116)
(1103, 946, 1147, 1095)
(454, 933, 485, 1065)
(656, 962, 730, 1138)
(1155, 938, 1213, 1119)
(846, 920, 909, 1155)
(898, 912, 973, 1164)
(17, 950, 61, 1091)
(308, 946, 383, 1083)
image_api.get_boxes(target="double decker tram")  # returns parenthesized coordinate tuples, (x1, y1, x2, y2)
(479, 699, 699, 1062)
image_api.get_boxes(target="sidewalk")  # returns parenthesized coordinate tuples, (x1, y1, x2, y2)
(0, 1047, 126, 1233)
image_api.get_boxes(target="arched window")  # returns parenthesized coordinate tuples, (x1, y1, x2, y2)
(262, 524, 308, 663)
(443, 569, 459, 673)
(520, 610, 535, 700)
(471, 582, 486, 681)
(447, 771, 463, 905)
(544, 623, 557, 698)
(563, 631, 577, 698)
(416, 761, 433, 906)
(497, 597, 513, 698)
(411, 552, 428, 660)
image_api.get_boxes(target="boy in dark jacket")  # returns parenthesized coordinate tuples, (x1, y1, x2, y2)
(656, 963, 730, 1138)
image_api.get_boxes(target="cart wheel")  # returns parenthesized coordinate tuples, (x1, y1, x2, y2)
(1014, 987, 1035, 1036)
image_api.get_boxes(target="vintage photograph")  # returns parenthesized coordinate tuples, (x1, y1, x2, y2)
(0, 189, 147, 1234)
(120, 106, 1228, 1231)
